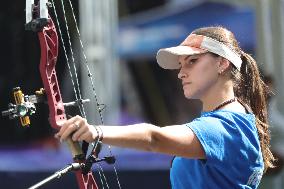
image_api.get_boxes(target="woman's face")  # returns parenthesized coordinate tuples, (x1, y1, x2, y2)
(178, 53, 221, 100)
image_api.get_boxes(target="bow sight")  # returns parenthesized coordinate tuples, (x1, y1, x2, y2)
(1, 87, 44, 126)
(2, 87, 91, 127)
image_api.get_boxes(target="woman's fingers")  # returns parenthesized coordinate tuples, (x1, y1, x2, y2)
(72, 123, 88, 141)
(55, 115, 87, 141)
(54, 115, 98, 143)
(59, 122, 79, 141)
(78, 129, 94, 143)
(74, 124, 98, 142)
(56, 116, 77, 135)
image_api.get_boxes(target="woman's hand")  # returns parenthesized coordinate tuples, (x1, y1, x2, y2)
(55, 115, 99, 143)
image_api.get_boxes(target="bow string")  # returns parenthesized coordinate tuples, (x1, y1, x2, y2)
(50, 0, 121, 188)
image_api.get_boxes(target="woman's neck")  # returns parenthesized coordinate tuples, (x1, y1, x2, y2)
(201, 81, 235, 112)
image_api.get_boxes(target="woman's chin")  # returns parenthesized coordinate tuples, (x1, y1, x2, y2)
(184, 92, 193, 99)
(184, 91, 199, 99)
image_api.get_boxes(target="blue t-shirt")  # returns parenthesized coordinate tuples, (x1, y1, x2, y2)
(170, 110, 264, 189)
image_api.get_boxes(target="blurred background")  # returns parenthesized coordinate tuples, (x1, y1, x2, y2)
(0, 0, 284, 188)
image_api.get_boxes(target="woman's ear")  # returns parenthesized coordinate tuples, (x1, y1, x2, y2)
(218, 57, 230, 74)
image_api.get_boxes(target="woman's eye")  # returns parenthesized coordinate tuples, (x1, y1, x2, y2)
(188, 58, 198, 64)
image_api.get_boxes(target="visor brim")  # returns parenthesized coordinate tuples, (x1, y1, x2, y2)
(156, 46, 207, 69)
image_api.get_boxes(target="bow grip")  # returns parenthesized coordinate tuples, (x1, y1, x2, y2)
(66, 137, 85, 161)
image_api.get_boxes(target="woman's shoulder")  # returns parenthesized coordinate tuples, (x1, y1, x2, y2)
(200, 109, 255, 122)
(190, 110, 256, 133)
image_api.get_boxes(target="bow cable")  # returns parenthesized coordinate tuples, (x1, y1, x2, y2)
(51, 0, 121, 188)
(50, 0, 86, 119)
(62, 1, 122, 187)
(61, 2, 121, 187)
(50, 0, 106, 188)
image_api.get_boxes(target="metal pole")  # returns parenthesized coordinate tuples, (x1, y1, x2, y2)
(271, 0, 284, 113)
(254, 0, 274, 74)
(79, 0, 120, 125)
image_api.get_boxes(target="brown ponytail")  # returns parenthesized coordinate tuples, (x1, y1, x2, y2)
(192, 26, 275, 171)
(236, 51, 275, 171)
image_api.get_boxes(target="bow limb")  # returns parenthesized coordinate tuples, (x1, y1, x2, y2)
(38, 14, 99, 189)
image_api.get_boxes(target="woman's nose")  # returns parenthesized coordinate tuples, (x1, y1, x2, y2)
(178, 68, 187, 79)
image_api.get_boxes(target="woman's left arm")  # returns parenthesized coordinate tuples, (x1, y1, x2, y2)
(55, 115, 205, 159)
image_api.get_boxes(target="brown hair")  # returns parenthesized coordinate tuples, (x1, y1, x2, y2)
(192, 26, 274, 171)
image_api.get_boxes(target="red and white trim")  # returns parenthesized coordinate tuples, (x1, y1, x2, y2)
(156, 34, 242, 70)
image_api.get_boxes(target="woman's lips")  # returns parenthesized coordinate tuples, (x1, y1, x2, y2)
(182, 82, 191, 87)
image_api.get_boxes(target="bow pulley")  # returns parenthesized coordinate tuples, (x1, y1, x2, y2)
(25, 0, 50, 32)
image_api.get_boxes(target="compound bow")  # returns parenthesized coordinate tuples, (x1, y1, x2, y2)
(2, 0, 120, 188)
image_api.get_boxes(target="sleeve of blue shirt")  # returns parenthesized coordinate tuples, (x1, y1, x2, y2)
(184, 112, 264, 188)
(186, 112, 242, 167)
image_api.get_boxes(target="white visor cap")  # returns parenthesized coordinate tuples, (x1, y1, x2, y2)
(156, 34, 242, 70)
